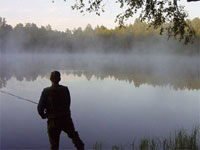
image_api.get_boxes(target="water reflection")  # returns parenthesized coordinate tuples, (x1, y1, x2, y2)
(1, 74, 200, 149)
(1, 53, 200, 149)
(0, 53, 200, 90)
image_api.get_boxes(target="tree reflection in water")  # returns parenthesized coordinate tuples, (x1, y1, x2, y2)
(0, 53, 199, 90)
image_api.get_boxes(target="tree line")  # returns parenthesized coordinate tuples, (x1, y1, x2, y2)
(0, 17, 200, 54)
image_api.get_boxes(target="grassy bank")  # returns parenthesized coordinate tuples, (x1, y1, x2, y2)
(93, 127, 199, 150)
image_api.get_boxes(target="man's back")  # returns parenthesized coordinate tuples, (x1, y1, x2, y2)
(43, 84, 71, 118)
(38, 84, 71, 119)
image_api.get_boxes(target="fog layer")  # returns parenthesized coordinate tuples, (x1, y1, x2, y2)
(1, 53, 199, 90)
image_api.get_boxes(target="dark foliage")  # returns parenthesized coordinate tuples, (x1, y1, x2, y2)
(0, 17, 200, 54)
(67, 0, 199, 44)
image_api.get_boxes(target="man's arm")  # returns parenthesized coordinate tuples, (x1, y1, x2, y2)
(37, 90, 47, 119)
(66, 87, 71, 110)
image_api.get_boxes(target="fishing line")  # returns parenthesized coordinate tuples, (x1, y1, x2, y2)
(0, 90, 38, 105)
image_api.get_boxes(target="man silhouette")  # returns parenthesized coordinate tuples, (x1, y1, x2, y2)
(37, 71, 84, 150)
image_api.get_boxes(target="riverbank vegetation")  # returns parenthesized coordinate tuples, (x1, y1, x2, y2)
(0, 17, 200, 54)
(93, 127, 200, 150)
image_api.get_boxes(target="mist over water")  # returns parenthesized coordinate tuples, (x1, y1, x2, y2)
(0, 52, 200, 149)
(1, 52, 200, 89)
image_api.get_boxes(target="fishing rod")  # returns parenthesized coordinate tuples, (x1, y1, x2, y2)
(0, 90, 38, 105)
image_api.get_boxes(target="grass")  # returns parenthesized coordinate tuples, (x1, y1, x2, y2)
(93, 127, 199, 150)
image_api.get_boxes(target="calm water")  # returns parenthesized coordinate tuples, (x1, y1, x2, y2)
(0, 53, 200, 149)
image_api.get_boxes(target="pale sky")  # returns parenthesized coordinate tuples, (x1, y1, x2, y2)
(0, 0, 200, 31)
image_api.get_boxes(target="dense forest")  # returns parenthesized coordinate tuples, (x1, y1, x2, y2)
(0, 17, 200, 54)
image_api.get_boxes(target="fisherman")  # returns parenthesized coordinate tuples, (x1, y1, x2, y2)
(37, 71, 84, 150)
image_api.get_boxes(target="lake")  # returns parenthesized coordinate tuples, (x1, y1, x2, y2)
(0, 53, 200, 149)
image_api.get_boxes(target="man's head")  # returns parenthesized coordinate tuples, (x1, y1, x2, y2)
(50, 71, 61, 84)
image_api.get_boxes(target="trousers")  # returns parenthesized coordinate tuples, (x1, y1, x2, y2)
(47, 117, 84, 150)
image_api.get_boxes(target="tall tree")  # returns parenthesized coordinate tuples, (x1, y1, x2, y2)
(60, 0, 200, 44)
(0, 17, 6, 27)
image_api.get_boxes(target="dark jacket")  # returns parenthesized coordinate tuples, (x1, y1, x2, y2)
(37, 84, 71, 119)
